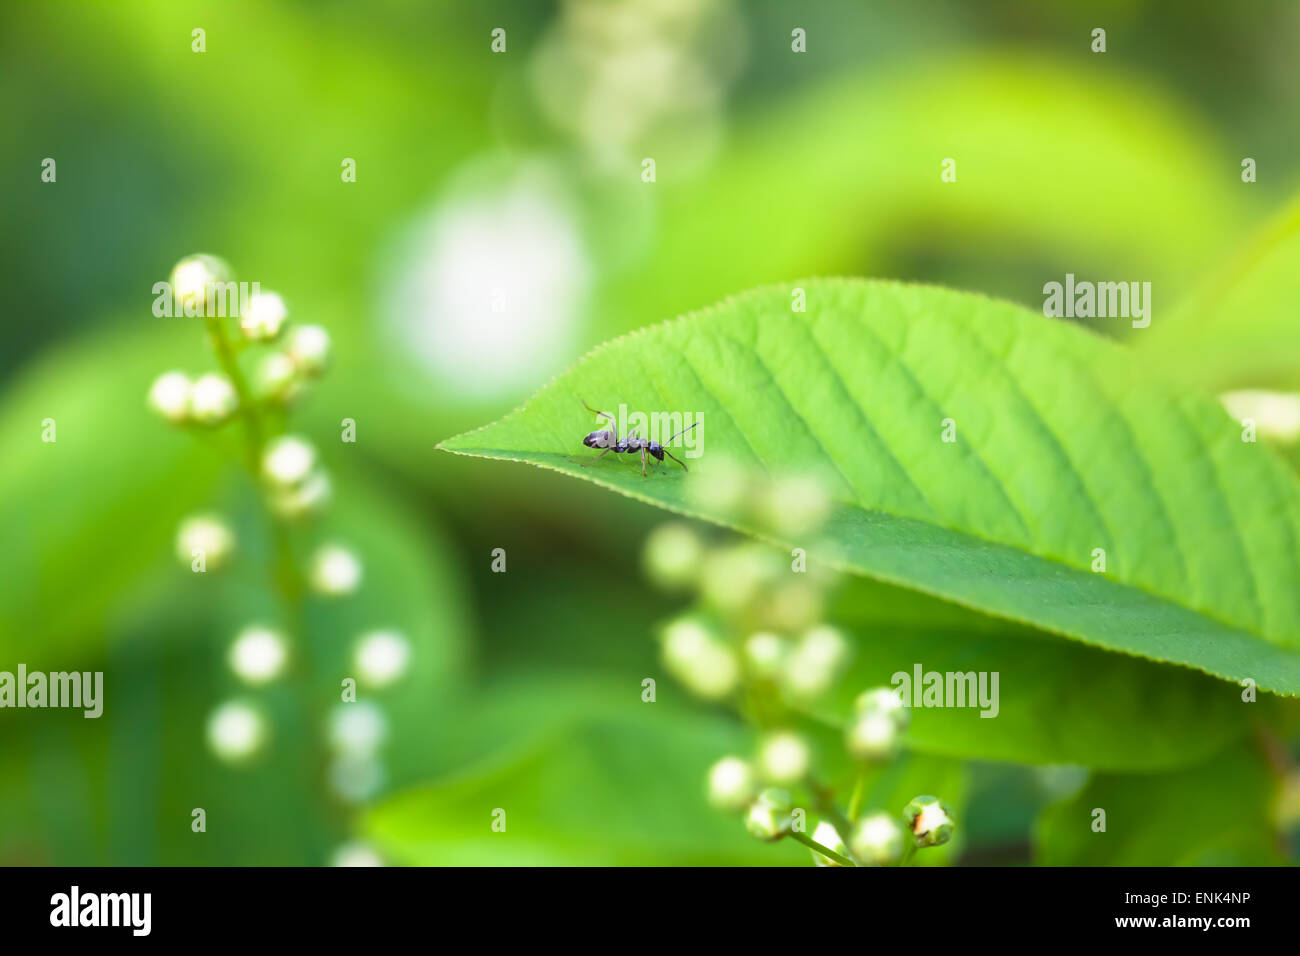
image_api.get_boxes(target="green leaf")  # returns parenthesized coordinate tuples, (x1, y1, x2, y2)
(1033, 746, 1284, 866)
(440, 279, 1300, 694)
(366, 676, 971, 867)
(364, 678, 800, 866)
(827, 578, 1256, 771)
(0, 322, 221, 660)
(1142, 194, 1300, 393)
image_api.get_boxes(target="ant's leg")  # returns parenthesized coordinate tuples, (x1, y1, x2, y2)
(641, 448, 647, 477)
(662, 450, 689, 472)
(599, 448, 612, 459)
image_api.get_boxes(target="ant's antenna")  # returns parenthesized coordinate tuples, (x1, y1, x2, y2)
(664, 421, 699, 444)
(581, 399, 616, 429)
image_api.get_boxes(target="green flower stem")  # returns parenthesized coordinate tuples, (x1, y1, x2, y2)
(203, 315, 262, 475)
(847, 769, 866, 821)
(786, 703, 845, 732)
(202, 314, 345, 859)
(790, 830, 857, 867)
(808, 777, 856, 850)
(740, 680, 783, 730)
(898, 839, 917, 867)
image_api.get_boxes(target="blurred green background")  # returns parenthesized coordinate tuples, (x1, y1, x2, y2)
(2, 0, 1299, 865)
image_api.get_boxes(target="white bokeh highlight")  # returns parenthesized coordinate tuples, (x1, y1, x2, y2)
(385, 165, 590, 399)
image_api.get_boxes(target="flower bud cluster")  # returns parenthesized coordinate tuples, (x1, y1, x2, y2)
(152, 256, 408, 815)
(643, 517, 955, 866)
(646, 522, 851, 711)
(149, 256, 330, 429)
(684, 459, 833, 539)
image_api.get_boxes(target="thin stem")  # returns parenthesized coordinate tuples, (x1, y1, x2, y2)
(808, 776, 856, 848)
(276, 517, 347, 857)
(203, 314, 262, 474)
(785, 702, 845, 732)
(847, 769, 866, 821)
(202, 313, 345, 860)
(898, 840, 917, 867)
(790, 830, 857, 867)
(741, 680, 784, 729)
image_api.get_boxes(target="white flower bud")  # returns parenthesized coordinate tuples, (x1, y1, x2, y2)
(228, 624, 288, 685)
(799, 625, 850, 669)
(328, 753, 385, 804)
(759, 473, 831, 536)
(782, 624, 851, 699)
(261, 434, 330, 519)
(170, 254, 231, 315)
(239, 290, 288, 341)
(148, 370, 191, 423)
(328, 701, 388, 757)
(188, 373, 237, 425)
(707, 756, 757, 811)
(353, 630, 410, 687)
(641, 522, 704, 591)
(745, 788, 792, 842)
(261, 434, 317, 488)
(764, 582, 824, 633)
(686, 455, 751, 518)
(286, 324, 330, 376)
(855, 686, 908, 723)
(206, 700, 266, 762)
(660, 617, 739, 700)
(850, 811, 904, 865)
(269, 469, 332, 520)
(743, 631, 788, 679)
(175, 513, 235, 570)
(330, 841, 385, 867)
(700, 544, 778, 612)
(904, 795, 955, 847)
(810, 821, 850, 867)
(845, 709, 899, 762)
(310, 543, 362, 596)
(255, 352, 299, 401)
(758, 730, 811, 784)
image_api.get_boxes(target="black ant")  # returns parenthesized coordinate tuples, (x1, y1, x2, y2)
(581, 400, 698, 477)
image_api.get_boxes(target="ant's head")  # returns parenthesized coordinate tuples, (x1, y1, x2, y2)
(648, 443, 665, 462)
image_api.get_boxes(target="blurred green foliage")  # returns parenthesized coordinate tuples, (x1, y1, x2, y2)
(2, 0, 1299, 865)
(1035, 747, 1284, 866)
